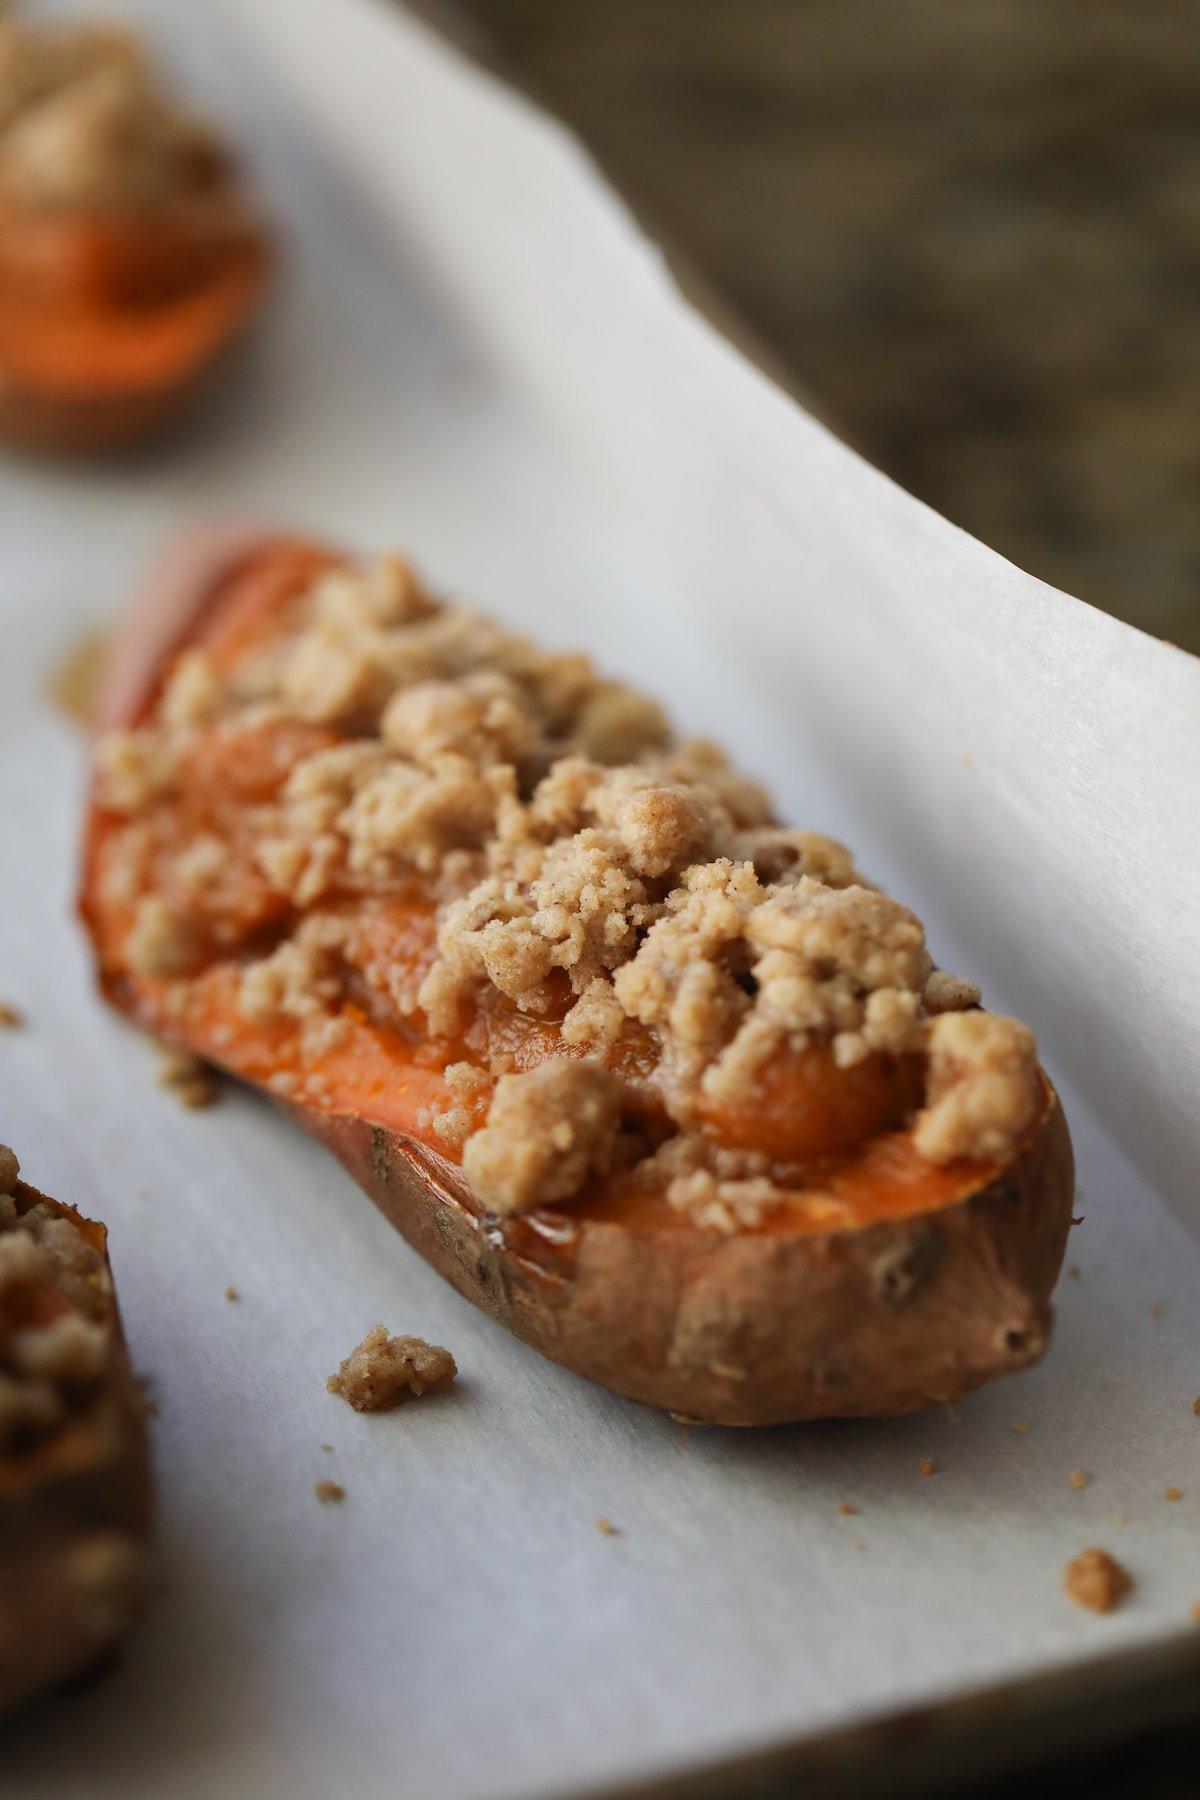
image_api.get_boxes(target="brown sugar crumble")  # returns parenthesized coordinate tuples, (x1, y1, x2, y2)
(0, 1002, 23, 1029)
(224, 1286, 238, 1303)
(0, 19, 226, 219)
(327, 1326, 457, 1413)
(1067, 1469, 1089, 1491)
(0, 1144, 117, 1456)
(92, 552, 1046, 1224)
(836, 1501, 858, 1516)
(314, 1480, 345, 1505)
(918, 1457, 937, 1478)
(1063, 1548, 1132, 1614)
(157, 1047, 218, 1109)
(1164, 1486, 1184, 1502)
(595, 1516, 619, 1536)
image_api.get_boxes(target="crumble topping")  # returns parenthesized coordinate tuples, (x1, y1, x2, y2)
(913, 1012, 1039, 1164)
(1063, 1548, 1132, 1614)
(95, 554, 1043, 1223)
(463, 1060, 622, 1215)
(0, 1147, 115, 1455)
(327, 1326, 458, 1412)
(0, 20, 219, 217)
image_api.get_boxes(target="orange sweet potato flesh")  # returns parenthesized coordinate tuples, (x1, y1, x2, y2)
(0, 184, 271, 452)
(0, 1180, 152, 1717)
(79, 530, 1075, 1425)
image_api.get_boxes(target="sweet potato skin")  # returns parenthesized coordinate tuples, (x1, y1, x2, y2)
(80, 525, 1076, 1427)
(0, 1185, 153, 1717)
(290, 1082, 1073, 1426)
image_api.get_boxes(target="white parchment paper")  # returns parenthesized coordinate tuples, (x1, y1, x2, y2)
(1, 3, 1198, 1797)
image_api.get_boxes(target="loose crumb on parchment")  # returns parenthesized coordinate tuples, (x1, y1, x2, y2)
(314, 1480, 345, 1505)
(918, 1458, 937, 1478)
(836, 1501, 858, 1516)
(224, 1286, 238, 1303)
(595, 1517, 619, 1537)
(1014, 1420, 1032, 1435)
(47, 628, 109, 727)
(1164, 1486, 1184, 1502)
(1064, 1548, 1132, 1614)
(327, 1326, 457, 1413)
(0, 1001, 23, 1028)
(157, 1047, 218, 1108)
(1067, 1469, 1089, 1491)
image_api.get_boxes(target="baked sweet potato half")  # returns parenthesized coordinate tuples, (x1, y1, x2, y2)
(0, 1145, 152, 1717)
(0, 19, 271, 452)
(80, 529, 1073, 1426)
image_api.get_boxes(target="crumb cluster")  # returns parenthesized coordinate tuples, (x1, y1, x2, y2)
(327, 1326, 458, 1413)
(96, 555, 1042, 1223)
(0, 1146, 115, 1454)
(0, 18, 221, 216)
(1063, 1547, 1132, 1614)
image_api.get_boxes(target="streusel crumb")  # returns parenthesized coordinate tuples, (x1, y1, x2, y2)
(0, 1146, 115, 1453)
(1064, 1548, 1132, 1614)
(462, 1060, 621, 1214)
(327, 1326, 457, 1413)
(95, 552, 1045, 1222)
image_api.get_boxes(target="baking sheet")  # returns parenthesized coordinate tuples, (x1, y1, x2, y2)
(1, 2, 1199, 1797)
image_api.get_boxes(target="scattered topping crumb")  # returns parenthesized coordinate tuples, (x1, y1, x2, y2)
(48, 628, 109, 727)
(224, 1286, 238, 1303)
(157, 1047, 218, 1109)
(1014, 1420, 1032, 1435)
(594, 1516, 619, 1537)
(918, 1457, 937, 1478)
(1193, 1398, 1200, 1418)
(1192, 1601, 1200, 1625)
(1063, 1548, 1132, 1614)
(0, 1002, 22, 1028)
(327, 1326, 457, 1413)
(836, 1501, 858, 1516)
(1164, 1486, 1184, 1502)
(314, 1480, 345, 1505)
(1067, 1469, 1089, 1491)
(1067, 1265, 1081, 1279)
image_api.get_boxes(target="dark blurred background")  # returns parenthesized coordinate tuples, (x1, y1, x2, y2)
(442, 0, 1200, 654)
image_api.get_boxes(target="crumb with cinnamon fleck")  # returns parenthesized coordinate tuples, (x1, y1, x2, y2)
(327, 1325, 457, 1413)
(314, 1480, 345, 1504)
(1064, 1548, 1132, 1614)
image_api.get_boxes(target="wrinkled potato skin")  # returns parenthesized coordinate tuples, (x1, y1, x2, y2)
(290, 1078, 1073, 1427)
(0, 1186, 153, 1718)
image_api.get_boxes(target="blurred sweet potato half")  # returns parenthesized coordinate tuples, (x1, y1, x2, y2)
(0, 1150, 152, 1717)
(0, 19, 272, 452)
(79, 529, 1074, 1426)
